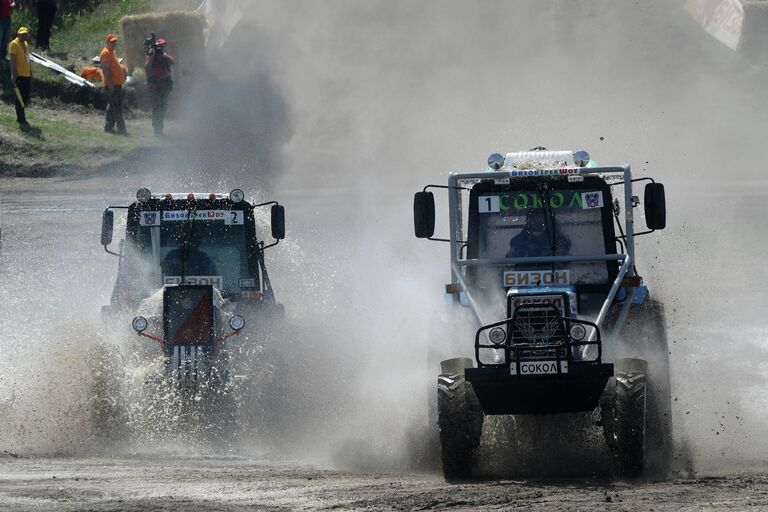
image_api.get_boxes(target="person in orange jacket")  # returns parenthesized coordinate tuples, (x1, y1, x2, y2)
(100, 33, 127, 135)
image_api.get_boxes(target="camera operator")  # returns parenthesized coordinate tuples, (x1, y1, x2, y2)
(144, 33, 174, 136)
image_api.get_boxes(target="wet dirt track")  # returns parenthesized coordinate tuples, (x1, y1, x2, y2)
(1, 168, 767, 509)
(1, 455, 768, 511)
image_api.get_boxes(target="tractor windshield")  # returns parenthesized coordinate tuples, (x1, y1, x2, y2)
(130, 209, 250, 294)
(471, 182, 615, 286)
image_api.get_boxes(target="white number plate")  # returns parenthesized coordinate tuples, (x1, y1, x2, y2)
(510, 361, 568, 375)
(164, 275, 223, 288)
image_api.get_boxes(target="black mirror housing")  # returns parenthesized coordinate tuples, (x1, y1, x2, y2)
(271, 204, 285, 240)
(101, 209, 114, 246)
(414, 191, 435, 238)
(644, 183, 666, 230)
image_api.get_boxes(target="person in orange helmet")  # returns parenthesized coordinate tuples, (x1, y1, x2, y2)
(100, 33, 127, 135)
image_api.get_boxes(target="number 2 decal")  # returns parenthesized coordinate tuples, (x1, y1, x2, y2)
(224, 210, 244, 225)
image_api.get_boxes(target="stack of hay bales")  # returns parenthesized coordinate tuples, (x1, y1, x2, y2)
(119, 11, 206, 112)
(740, 1, 768, 66)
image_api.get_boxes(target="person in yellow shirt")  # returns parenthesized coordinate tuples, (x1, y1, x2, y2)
(8, 26, 31, 127)
(100, 33, 127, 135)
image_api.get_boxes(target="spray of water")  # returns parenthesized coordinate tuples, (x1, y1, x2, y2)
(197, 0, 768, 474)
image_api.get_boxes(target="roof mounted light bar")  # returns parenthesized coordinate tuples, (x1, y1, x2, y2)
(134, 190, 246, 201)
(486, 149, 593, 172)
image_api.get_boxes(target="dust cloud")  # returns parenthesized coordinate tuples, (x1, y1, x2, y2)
(198, 0, 768, 475)
(1, 0, 766, 477)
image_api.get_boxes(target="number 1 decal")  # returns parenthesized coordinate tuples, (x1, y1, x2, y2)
(478, 195, 500, 213)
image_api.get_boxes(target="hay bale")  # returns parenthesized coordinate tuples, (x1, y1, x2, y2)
(150, 0, 201, 10)
(119, 11, 206, 76)
(118, 12, 206, 116)
(740, 1, 768, 65)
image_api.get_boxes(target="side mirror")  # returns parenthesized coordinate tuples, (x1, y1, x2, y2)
(271, 204, 285, 240)
(413, 191, 435, 238)
(644, 183, 666, 230)
(101, 209, 114, 246)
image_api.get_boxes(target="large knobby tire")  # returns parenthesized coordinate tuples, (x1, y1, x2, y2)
(610, 359, 647, 477)
(617, 299, 673, 476)
(437, 366, 483, 481)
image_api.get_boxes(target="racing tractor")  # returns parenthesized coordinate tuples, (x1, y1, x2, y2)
(100, 188, 285, 389)
(413, 150, 671, 480)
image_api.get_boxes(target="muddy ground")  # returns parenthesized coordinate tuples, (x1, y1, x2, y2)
(1, 455, 767, 511)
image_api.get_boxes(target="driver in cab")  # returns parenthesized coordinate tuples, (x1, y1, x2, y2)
(507, 209, 571, 258)
(161, 244, 217, 277)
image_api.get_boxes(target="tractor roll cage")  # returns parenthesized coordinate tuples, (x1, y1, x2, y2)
(445, 165, 638, 337)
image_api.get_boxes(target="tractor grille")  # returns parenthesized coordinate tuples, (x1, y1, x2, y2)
(511, 304, 567, 359)
(164, 286, 214, 346)
(170, 345, 206, 381)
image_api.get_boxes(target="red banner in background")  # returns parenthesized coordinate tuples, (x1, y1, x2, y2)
(685, 0, 744, 50)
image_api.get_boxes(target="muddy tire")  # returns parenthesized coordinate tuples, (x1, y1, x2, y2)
(607, 358, 647, 477)
(437, 358, 483, 481)
(618, 299, 674, 476)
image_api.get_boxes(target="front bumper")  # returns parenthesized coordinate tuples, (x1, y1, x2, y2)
(465, 362, 613, 415)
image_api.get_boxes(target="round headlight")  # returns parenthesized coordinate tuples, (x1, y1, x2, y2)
(488, 327, 507, 345)
(573, 150, 591, 167)
(229, 314, 245, 331)
(570, 324, 587, 341)
(230, 189, 245, 203)
(136, 188, 152, 202)
(132, 316, 148, 333)
(487, 153, 505, 170)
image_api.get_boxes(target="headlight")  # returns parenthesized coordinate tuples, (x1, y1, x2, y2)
(487, 153, 505, 170)
(132, 316, 148, 333)
(572, 150, 591, 167)
(136, 188, 151, 202)
(570, 324, 587, 341)
(229, 314, 245, 331)
(488, 327, 507, 345)
(230, 189, 245, 203)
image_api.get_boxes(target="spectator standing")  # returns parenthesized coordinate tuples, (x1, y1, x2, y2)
(0, 0, 12, 62)
(144, 36, 174, 136)
(8, 26, 31, 127)
(35, 0, 58, 51)
(100, 33, 127, 135)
